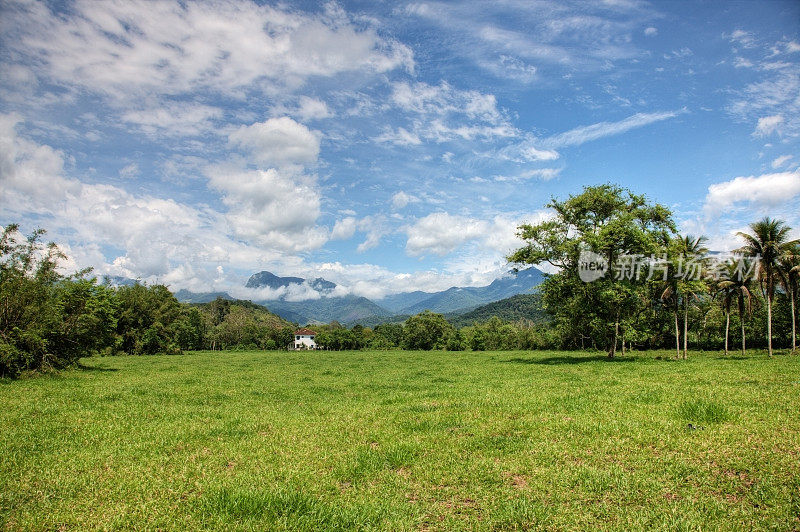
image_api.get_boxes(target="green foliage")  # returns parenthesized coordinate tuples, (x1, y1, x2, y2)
(402, 310, 453, 350)
(0, 225, 118, 376)
(447, 293, 548, 328)
(509, 185, 676, 356)
(372, 322, 404, 348)
(200, 298, 292, 350)
(114, 284, 185, 355)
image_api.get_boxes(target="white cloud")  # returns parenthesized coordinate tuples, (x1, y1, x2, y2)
(727, 29, 757, 49)
(380, 81, 517, 145)
(331, 217, 357, 240)
(204, 165, 325, 252)
(404, 1, 651, 82)
(541, 110, 680, 148)
(121, 102, 223, 137)
(119, 163, 139, 179)
(355, 215, 388, 253)
(753, 114, 784, 137)
(644, 27, 657, 37)
(771, 154, 794, 169)
(0, 113, 328, 289)
(520, 146, 560, 161)
(5, 0, 413, 102)
(390, 81, 504, 122)
(494, 168, 561, 182)
(406, 213, 490, 256)
(391, 191, 419, 210)
(295, 97, 332, 121)
(703, 171, 800, 216)
(375, 127, 422, 146)
(229, 117, 320, 168)
(404, 211, 551, 257)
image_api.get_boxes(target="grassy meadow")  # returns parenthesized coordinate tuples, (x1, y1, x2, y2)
(1, 349, 799, 530)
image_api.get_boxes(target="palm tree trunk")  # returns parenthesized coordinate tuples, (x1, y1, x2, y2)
(724, 310, 730, 356)
(674, 310, 680, 359)
(791, 289, 796, 354)
(683, 302, 688, 359)
(741, 308, 747, 356)
(767, 294, 773, 357)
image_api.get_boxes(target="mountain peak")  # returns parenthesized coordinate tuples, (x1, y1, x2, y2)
(245, 271, 337, 295)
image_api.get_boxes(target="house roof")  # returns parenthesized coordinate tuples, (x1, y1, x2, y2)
(295, 328, 317, 336)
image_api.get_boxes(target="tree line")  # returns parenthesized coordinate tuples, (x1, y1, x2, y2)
(3, 184, 798, 377)
(508, 184, 799, 358)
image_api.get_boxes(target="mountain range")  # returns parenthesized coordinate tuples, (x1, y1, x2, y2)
(173, 267, 545, 325)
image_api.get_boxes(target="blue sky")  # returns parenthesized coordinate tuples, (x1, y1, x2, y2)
(1, 0, 799, 299)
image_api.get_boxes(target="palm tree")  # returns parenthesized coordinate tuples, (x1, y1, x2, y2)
(716, 259, 753, 355)
(720, 257, 757, 356)
(660, 235, 708, 359)
(677, 235, 708, 359)
(778, 244, 800, 353)
(737, 218, 798, 357)
(660, 272, 681, 359)
(714, 263, 736, 356)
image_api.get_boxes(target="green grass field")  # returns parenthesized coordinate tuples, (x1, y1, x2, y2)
(2, 350, 799, 530)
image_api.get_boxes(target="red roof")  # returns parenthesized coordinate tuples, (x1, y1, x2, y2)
(295, 328, 316, 336)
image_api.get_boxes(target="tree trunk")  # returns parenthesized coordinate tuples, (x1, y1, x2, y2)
(741, 308, 746, 357)
(767, 294, 773, 357)
(609, 311, 619, 359)
(674, 310, 680, 359)
(724, 310, 730, 356)
(791, 289, 796, 354)
(683, 302, 689, 359)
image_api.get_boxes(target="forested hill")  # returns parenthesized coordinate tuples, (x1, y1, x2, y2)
(447, 293, 548, 328)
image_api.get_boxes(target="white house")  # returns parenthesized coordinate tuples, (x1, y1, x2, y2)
(291, 328, 317, 350)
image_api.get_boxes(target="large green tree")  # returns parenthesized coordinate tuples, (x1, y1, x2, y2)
(508, 184, 675, 357)
(0, 224, 117, 376)
(403, 311, 453, 350)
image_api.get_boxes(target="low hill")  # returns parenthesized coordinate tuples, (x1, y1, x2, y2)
(263, 295, 392, 325)
(447, 293, 548, 328)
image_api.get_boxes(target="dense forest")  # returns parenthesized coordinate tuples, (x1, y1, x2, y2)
(2, 185, 799, 376)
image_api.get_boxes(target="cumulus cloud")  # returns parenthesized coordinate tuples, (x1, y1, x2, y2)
(331, 217, 357, 240)
(703, 171, 800, 216)
(205, 165, 326, 252)
(229, 117, 320, 168)
(295, 97, 332, 121)
(404, 211, 551, 257)
(0, 113, 323, 290)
